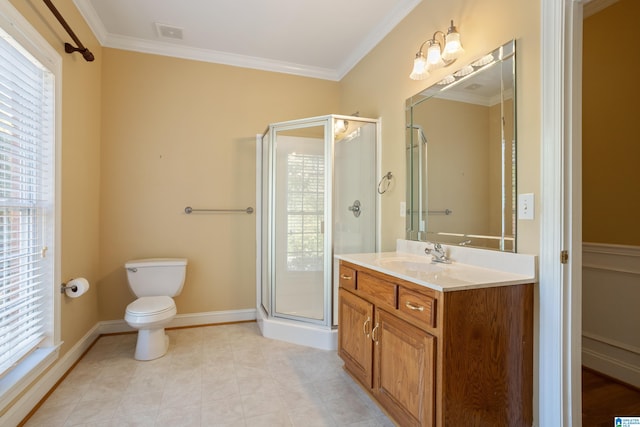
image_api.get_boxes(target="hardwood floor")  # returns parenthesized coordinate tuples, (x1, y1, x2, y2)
(583, 367, 640, 427)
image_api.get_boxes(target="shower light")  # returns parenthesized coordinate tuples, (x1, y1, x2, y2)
(409, 20, 464, 80)
(334, 119, 348, 135)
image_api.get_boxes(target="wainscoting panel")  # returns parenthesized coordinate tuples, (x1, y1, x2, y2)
(582, 242, 640, 388)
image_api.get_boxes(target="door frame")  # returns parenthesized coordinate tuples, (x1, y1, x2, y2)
(539, 0, 584, 425)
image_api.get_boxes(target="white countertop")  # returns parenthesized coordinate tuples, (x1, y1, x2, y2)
(335, 240, 537, 292)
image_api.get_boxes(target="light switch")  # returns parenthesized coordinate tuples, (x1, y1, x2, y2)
(518, 193, 534, 220)
(400, 202, 406, 217)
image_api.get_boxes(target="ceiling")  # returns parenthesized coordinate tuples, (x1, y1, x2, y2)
(73, 0, 421, 81)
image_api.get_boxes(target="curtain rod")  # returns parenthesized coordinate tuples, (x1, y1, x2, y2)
(42, 0, 94, 62)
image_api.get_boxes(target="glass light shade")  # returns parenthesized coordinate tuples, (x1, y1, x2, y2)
(334, 119, 347, 135)
(471, 53, 495, 67)
(442, 31, 464, 61)
(454, 64, 474, 77)
(409, 53, 429, 80)
(426, 42, 445, 70)
(438, 75, 455, 85)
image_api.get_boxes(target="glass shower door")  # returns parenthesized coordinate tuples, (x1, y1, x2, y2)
(272, 123, 327, 323)
(260, 115, 378, 329)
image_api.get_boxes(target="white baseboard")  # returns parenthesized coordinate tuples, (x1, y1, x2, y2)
(4, 308, 256, 426)
(98, 308, 257, 334)
(583, 332, 640, 388)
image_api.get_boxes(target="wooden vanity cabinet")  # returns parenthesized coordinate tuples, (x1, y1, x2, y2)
(338, 288, 373, 387)
(337, 260, 533, 427)
(374, 307, 436, 426)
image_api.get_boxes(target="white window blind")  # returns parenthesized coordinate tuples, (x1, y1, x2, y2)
(0, 28, 54, 378)
(286, 153, 324, 272)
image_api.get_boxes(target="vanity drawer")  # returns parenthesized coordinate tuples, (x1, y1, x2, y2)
(339, 265, 357, 291)
(398, 287, 436, 328)
(357, 272, 397, 307)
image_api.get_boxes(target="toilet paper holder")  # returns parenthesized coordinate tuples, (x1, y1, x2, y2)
(60, 280, 78, 294)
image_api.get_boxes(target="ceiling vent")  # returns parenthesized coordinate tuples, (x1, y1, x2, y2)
(155, 23, 183, 40)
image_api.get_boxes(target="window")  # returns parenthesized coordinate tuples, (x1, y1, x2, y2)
(0, 26, 55, 377)
(286, 153, 324, 271)
(0, 1, 60, 408)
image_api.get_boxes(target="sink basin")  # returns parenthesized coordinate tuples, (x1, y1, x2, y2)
(376, 257, 444, 274)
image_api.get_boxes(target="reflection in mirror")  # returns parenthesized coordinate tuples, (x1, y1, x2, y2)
(406, 40, 516, 252)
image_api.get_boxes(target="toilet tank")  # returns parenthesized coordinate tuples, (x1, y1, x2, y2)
(125, 258, 188, 297)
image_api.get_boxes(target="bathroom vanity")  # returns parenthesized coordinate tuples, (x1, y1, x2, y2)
(336, 242, 535, 427)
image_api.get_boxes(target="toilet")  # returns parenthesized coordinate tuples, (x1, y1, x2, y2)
(124, 258, 187, 360)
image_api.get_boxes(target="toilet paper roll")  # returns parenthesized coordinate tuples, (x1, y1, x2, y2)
(65, 277, 90, 298)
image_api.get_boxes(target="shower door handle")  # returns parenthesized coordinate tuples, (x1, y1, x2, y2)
(348, 200, 361, 218)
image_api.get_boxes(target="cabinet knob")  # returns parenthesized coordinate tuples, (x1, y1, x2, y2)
(405, 301, 425, 312)
(340, 274, 352, 280)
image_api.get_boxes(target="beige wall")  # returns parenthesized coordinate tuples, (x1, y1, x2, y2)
(418, 98, 491, 236)
(10, 0, 542, 327)
(0, 0, 550, 422)
(339, 0, 540, 254)
(583, 0, 640, 246)
(98, 49, 340, 320)
(9, 0, 101, 355)
(5, 0, 544, 413)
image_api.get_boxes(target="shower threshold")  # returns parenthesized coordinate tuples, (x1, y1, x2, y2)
(256, 308, 337, 351)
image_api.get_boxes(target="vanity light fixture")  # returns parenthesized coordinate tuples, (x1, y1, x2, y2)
(409, 20, 465, 80)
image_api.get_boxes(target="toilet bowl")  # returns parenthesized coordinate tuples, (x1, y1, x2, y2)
(125, 296, 176, 360)
(124, 258, 187, 361)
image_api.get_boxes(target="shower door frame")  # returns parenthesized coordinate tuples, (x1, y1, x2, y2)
(265, 116, 333, 327)
(257, 114, 381, 328)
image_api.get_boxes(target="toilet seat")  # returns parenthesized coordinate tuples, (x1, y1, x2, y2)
(125, 296, 176, 325)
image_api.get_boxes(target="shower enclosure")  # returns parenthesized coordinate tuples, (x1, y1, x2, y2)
(256, 115, 379, 350)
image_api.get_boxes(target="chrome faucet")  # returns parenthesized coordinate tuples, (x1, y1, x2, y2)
(424, 242, 451, 264)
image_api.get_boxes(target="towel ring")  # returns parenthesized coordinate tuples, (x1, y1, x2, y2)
(377, 172, 393, 194)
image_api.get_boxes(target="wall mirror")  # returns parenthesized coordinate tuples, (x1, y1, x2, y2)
(405, 40, 516, 251)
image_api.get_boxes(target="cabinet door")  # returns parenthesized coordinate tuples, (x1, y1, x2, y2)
(374, 308, 435, 427)
(338, 288, 374, 388)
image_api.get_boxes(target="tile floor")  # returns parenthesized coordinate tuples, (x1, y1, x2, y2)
(24, 322, 395, 426)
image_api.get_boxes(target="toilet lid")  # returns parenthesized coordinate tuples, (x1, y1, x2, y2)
(126, 296, 175, 316)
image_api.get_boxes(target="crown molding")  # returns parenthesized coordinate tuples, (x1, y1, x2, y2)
(104, 33, 339, 80)
(336, 0, 421, 80)
(73, 0, 108, 43)
(583, 0, 619, 18)
(74, 0, 420, 81)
